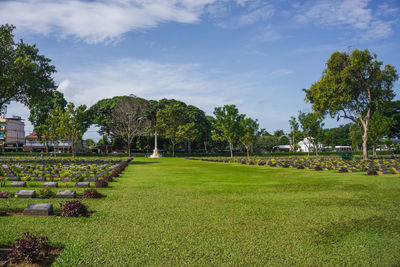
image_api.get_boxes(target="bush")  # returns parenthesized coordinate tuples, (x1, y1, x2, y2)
(314, 165, 323, 171)
(60, 200, 88, 217)
(0, 191, 11, 198)
(82, 189, 103, 199)
(339, 167, 348, 173)
(37, 187, 55, 199)
(8, 232, 50, 264)
(367, 169, 378, 175)
(95, 179, 108, 188)
(296, 165, 305, 169)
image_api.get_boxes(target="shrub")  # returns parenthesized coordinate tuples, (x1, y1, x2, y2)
(82, 189, 103, 199)
(248, 161, 255, 165)
(95, 179, 108, 188)
(60, 200, 88, 217)
(241, 160, 247, 164)
(38, 187, 55, 199)
(0, 191, 11, 198)
(314, 165, 323, 171)
(367, 168, 378, 175)
(296, 165, 305, 169)
(8, 232, 50, 264)
(339, 167, 348, 173)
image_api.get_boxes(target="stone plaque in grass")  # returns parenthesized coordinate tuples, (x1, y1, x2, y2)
(10, 181, 26, 187)
(86, 176, 98, 182)
(43, 182, 58, 187)
(16, 190, 36, 198)
(75, 182, 90, 188)
(34, 176, 46, 181)
(56, 190, 76, 199)
(7, 176, 20, 181)
(23, 203, 53, 216)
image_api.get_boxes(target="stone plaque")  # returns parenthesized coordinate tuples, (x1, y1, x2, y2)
(75, 182, 90, 188)
(10, 181, 27, 187)
(23, 203, 53, 216)
(43, 182, 58, 187)
(16, 190, 36, 198)
(56, 190, 76, 199)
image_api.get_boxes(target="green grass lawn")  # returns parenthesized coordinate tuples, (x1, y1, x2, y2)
(1, 157, 400, 266)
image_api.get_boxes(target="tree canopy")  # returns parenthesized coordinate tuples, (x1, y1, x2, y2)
(0, 24, 57, 112)
(304, 49, 398, 159)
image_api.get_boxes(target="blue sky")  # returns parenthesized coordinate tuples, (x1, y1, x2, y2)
(1, 0, 399, 140)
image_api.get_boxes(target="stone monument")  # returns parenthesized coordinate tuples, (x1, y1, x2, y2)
(150, 132, 161, 158)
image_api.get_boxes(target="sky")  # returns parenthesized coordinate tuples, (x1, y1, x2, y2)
(1, 0, 399, 141)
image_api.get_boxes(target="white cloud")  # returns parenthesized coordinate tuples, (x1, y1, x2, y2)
(0, 0, 219, 44)
(295, 0, 396, 41)
(54, 58, 253, 114)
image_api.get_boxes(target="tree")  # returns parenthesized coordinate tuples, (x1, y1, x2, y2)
(239, 117, 259, 160)
(39, 106, 64, 156)
(156, 104, 187, 157)
(0, 24, 57, 111)
(304, 49, 398, 160)
(289, 116, 302, 151)
(298, 111, 324, 156)
(255, 135, 279, 153)
(59, 103, 88, 158)
(176, 122, 199, 153)
(109, 98, 150, 157)
(87, 96, 134, 153)
(382, 100, 400, 139)
(349, 123, 362, 151)
(211, 105, 242, 158)
(28, 91, 67, 153)
(368, 113, 394, 156)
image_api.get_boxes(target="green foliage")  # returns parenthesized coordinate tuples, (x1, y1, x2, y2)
(304, 48, 398, 159)
(59, 103, 88, 157)
(0, 24, 57, 111)
(368, 112, 394, 156)
(238, 117, 259, 159)
(212, 105, 243, 158)
(298, 111, 324, 155)
(156, 104, 188, 156)
(37, 186, 55, 198)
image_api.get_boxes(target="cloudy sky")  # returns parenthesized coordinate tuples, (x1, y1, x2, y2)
(2, 0, 400, 140)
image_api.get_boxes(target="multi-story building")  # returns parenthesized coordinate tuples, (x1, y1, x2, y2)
(0, 116, 25, 151)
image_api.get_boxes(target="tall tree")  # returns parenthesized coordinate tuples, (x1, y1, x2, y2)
(156, 104, 187, 157)
(298, 111, 324, 156)
(0, 24, 57, 111)
(39, 106, 64, 156)
(109, 98, 150, 157)
(59, 103, 88, 158)
(211, 105, 242, 158)
(239, 117, 259, 160)
(382, 100, 400, 139)
(304, 49, 398, 160)
(289, 116, 302, 151)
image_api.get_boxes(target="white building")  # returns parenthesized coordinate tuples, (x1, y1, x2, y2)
(297, 138, 323, 152)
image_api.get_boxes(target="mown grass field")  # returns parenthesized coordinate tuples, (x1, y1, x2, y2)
(1, 157, 400, 266)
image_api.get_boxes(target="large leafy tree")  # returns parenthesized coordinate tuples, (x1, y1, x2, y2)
(156, 104, 188, 157)
(0, 24, 57, 112)
(382, 100, 400, 139)
(108, 98, 150, 157)
(211, 105, 243, 158)
(304, 49, 398, 160)
(87, 96, 137, 153)
(38, 106, 64, 155)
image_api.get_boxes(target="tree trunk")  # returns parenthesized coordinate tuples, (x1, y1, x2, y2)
(188, 141, 192, 154)
(128, 142, 131, 157)
(229, 142, 233, 158)
(373, 143, 377, 157)
(172, 142, 175, 157)
(204, 141, 208, 153)
(45, 140, 49, 154)
(246, 146, 250, 161)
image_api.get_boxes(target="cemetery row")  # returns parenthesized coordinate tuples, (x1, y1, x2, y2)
(187, 156, 400, 175)
(0, 158, 132, 217)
